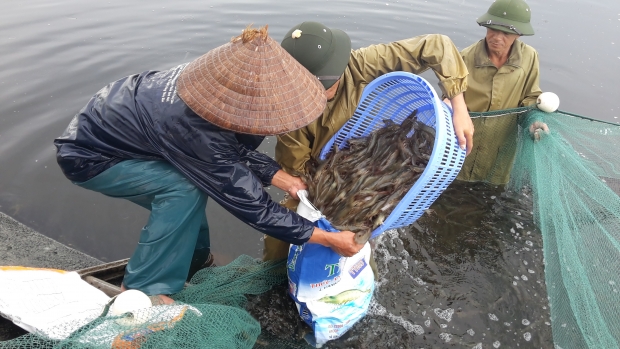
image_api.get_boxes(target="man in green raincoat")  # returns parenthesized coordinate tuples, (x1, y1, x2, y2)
(455, 0, 543, 185)
(264, 21, 474, 260)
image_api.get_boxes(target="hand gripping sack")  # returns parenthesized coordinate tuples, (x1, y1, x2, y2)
(287, 191, 374, 347)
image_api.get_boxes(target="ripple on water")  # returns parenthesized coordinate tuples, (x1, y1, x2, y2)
(434, 308, 454, 322)
(439, 332, 452, 342)
(368, 300, 422, 335)
(412, 324, 424, 335)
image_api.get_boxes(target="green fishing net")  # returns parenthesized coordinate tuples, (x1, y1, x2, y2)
(0, 255, 311, 349)
(505, 108, 620, 348)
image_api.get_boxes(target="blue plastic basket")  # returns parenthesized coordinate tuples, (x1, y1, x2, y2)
(319, 71, 466, 239)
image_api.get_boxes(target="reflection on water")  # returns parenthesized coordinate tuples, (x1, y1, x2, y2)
(248, 181, 553, 348)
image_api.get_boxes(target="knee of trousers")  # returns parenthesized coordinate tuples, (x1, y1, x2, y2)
(165, 177, 208, 208)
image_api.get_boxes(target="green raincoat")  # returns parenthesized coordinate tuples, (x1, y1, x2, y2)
(457, 39, 542, 184)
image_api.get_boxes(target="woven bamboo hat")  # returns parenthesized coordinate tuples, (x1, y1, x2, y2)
(177, 25, 327, 135)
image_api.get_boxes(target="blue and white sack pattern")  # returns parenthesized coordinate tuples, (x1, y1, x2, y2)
(287, 191, 374, 347)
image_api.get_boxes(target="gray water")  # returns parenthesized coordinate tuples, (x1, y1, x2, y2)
(247, 182, 551, 348)
(1, 0, 619, 347)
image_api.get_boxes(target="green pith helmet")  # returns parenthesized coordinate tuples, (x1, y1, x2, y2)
(281, 21, 352, 89)
(477, 0, 535, 36)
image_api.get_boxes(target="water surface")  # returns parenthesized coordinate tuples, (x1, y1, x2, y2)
(248, 182, 551, 348)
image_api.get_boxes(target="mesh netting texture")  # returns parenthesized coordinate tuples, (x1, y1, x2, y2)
(506, 109, 620, 349)
(0, 255, 304, 349)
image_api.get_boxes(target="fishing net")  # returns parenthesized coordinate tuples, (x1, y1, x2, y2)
(479, 107, 620, 349)
(0, 255, 312, 349)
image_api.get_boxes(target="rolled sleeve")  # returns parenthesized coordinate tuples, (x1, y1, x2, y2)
(350, 34, 469, 98)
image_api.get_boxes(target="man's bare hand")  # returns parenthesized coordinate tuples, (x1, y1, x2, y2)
(529, 121, 549, 142)
(447, 93, 474, 155)
(308, 227, 364, 257)
(271, 170, 307, 200)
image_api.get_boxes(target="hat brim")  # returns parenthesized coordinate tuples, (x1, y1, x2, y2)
(477, 13, 534, 36)
(314, 29, 352, 89)
(177, 33, 327, 136)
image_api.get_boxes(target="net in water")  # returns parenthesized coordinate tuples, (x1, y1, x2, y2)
(506, 108, 620, 349)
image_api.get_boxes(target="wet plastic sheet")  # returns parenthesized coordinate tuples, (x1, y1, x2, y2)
(0, 267, 109, 339)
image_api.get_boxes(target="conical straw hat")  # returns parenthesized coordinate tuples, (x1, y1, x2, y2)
(177, 25, 327, 135)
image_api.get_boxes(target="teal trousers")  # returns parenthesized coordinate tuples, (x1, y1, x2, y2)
(76, 159, 211, 295)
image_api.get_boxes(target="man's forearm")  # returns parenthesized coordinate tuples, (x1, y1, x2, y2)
(449, 92, 474, 155)
(271, 170, 307, 200)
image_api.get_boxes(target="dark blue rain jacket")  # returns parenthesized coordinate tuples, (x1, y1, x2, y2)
(54, 63, 314, 245)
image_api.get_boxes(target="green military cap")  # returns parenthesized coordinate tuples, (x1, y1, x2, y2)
(477, 0, 535, 36)
(281, 21, 352, 89)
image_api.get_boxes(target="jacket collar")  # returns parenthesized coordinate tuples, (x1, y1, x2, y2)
(474, 39, 523, 68)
